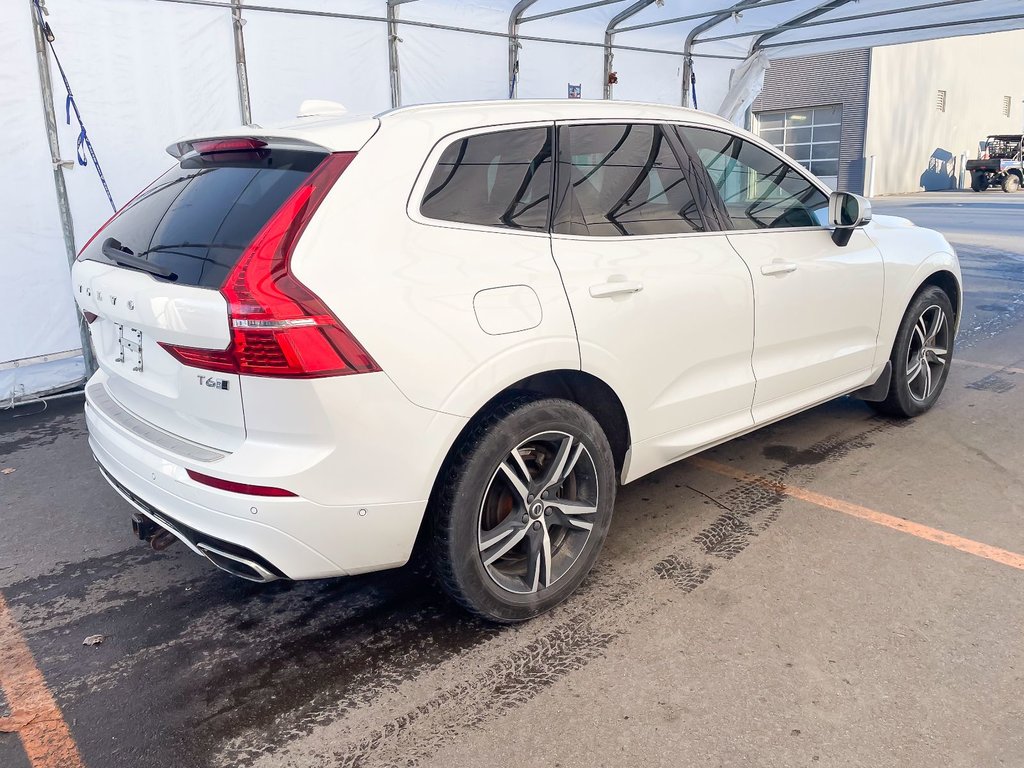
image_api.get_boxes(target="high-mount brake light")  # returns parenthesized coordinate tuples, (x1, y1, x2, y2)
(186, 469, 297, 497)
(190, 138, 268, 155)
(160, 151, 380, 379)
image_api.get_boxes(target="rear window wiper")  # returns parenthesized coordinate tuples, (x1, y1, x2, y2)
(101, 238, 178, 281)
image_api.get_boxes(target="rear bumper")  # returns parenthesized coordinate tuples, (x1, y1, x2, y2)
(84, 381, 452, 579)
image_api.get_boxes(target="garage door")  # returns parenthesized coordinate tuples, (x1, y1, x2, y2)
(755, 105, 842, 190)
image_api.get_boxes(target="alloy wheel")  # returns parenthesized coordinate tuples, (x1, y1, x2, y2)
(477, 431, 599, 595)
(906, 304, 950, 401)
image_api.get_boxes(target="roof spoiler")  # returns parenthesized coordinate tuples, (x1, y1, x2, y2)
(166, 134, 329, 159)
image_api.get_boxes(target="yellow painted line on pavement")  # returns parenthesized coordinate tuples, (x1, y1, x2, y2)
(0, 592, 85, 768)
(693, 457, 1024, 572)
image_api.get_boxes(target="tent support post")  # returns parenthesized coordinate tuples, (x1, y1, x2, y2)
(604, 0, 657, 100)
(387, 0, 412, 109)
(681, 0, 771, 108)
(231, 0, 252, 125)
(29, 0, 96, 377)
(508, 1, 540, 99)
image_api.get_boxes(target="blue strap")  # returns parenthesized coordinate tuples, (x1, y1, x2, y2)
(690, 70, 698, 110)
(34, 0, 116, 212)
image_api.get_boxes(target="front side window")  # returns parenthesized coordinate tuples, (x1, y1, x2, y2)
(558, 123, 705, 236)
(681, 126, 829, 231)
(420, 127, 552, 231)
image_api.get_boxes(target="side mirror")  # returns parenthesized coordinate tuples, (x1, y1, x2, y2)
(828, 191, 872, 246)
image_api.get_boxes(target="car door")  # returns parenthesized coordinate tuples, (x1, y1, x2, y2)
(679, 125, 884, 425)
(549, 121, 756, 482)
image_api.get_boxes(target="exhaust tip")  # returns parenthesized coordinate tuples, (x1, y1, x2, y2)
(197, 543, 280, 583)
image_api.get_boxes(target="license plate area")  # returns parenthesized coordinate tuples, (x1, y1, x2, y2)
(115, 324, 144, 373)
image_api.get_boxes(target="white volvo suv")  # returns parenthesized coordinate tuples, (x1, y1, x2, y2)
(74, 100, 961, 622)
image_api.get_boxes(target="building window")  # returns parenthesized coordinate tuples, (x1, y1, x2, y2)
(936, 90, 947, 112)
(1003, 96, 1012, 118)
(755, 105, 842, 190)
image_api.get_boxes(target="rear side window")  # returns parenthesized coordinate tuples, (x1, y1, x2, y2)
(78, 147, 328, 288)
(558, 123, 705, 237)
(420, 127, 553, 231)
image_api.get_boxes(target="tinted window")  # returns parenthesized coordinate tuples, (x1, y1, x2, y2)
(420, 127, 552, 231)
(79, 147, 326, 288)
(559, 124, 704, 236)
(681, 126, 829, 231)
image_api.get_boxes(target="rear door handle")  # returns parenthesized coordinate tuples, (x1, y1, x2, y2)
(589, 280, 644, 298)
(761, 261, 797, 276)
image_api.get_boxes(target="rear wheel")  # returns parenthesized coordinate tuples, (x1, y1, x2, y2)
(871, 286, 954, 418)
(430, 397, 616, 622)
(970, 172, 988, 192)
(1003, 173, 1021, 193)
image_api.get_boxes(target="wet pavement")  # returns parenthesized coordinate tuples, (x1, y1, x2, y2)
(1, 191, 1023, 767)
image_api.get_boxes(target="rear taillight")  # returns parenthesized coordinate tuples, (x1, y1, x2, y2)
(160, 152, 379, 379)
(186, 469, 296, 497)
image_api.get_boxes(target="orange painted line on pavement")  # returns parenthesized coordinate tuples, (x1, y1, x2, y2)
(956, 359, 1024, 376)
(0, 592, 85, 768)
(693, 457, 1024, 572)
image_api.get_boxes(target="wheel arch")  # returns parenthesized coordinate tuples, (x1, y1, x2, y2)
(411, 369, 632, 562)
(918, 268, 962, 332)
(437, 369, 631, 479)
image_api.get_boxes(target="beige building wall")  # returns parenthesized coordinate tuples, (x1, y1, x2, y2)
(864, 30, 1024, 195)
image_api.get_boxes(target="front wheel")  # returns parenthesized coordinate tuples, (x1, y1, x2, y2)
(1003, 174, 1021, 193)
(871, 285, 954, 418)
(429, 398, 616, 623)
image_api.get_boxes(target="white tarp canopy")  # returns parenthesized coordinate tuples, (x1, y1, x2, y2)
(3, 0, 1022, 401)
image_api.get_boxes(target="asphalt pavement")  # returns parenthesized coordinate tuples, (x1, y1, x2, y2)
(1, 190, 1022, 768)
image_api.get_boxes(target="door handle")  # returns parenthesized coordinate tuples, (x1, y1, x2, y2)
(589, 280, 644, 298)
(761, 261, 797, 276)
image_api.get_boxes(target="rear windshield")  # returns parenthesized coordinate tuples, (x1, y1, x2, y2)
(79, 147, 328, 288)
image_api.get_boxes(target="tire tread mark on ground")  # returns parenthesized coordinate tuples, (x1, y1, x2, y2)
(333, 619, 615, 768)
(688, 417, 904, 564)
(965, 373, 1016, 393)
(652, 555, 715, 592)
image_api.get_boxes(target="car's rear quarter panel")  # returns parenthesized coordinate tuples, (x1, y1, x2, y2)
(288, 115, 580, 422)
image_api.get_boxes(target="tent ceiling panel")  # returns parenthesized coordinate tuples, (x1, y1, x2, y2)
(237, 0, 383, 14)
(213, 1, 1024, 68)
(402, 0, 511, 32)
(243, 11, 390, 123)
(401, 24, 510, 104)
(754, 0, 1024, 55)
(516, 38, 607, 97)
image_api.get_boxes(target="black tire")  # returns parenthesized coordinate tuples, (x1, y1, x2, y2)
(1002, 173, 1021, 193)
(871, 285, 955, 418)
(970, 172, 987, 192)
(430, 397, 616, 623)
